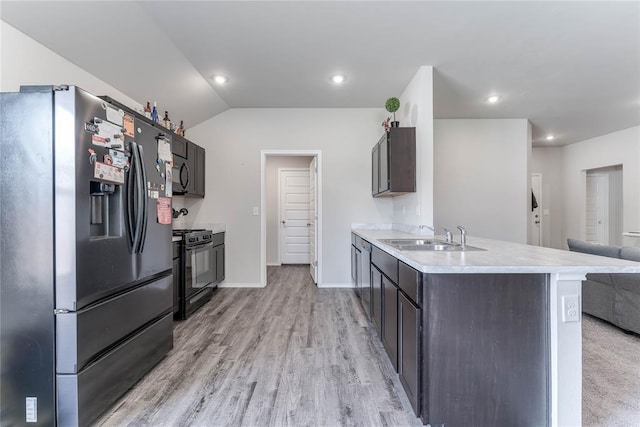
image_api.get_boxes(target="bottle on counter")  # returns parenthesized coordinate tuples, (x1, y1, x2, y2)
(151, 101, 159, 123)
(144, 101, 152, 119)
(163, 111, 171, 129)
(175, 120, 184, 136)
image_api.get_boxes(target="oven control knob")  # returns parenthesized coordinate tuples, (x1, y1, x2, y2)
(204, 235, 210, 239)
(189, 237, 196, 243)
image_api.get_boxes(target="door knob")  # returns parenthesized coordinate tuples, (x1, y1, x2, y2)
(281, 220, 285, 224)
(535, 220, 540, 224)
(307, 223, 311, 226)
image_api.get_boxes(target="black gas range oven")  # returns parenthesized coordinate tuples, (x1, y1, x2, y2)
(172, 229, 218, 319)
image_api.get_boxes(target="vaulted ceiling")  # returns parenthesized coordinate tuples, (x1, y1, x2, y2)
(2, 1, 638, 146)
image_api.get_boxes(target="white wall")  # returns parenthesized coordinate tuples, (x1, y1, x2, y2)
(392, 66, 434, 226)
(0, 21, 140, 110)
(561, 126, 639, 247)
(186, 108, 392, 287)
(433, 119, 531, 243)
(531, 147, 564, 249)
(266, 156, 313, 265)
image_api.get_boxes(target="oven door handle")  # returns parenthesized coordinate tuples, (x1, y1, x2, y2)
(188, 242, 214, 252)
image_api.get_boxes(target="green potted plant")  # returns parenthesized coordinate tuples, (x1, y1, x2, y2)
(385, 97, 400, 127)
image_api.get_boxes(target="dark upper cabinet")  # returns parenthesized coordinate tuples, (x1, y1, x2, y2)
(172, 133, 188, 159)
(183, 141, 205, 198)
(372, 127, 416, 197)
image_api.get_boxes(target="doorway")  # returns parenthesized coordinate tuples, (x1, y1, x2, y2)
(261, 150, 322, 287)
(584, 165, 623, 245)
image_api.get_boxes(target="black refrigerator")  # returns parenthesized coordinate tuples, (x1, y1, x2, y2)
(0, 85, 174, 426)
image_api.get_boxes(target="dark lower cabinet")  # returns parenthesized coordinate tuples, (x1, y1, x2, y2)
(212, 233, 225, 284)
(371, 265, 383, 336)
(382, 275, 398, 371)
(214, 243, 225, 283)
(399, 291, 422, 415)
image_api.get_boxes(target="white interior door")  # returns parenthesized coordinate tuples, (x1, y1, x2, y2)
(279, 169, 311, 264)
(586, 174, 609, 244)
(530, 174, 542, 246)
(309, 158, 318, 283)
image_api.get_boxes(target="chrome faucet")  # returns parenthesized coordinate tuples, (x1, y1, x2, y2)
(443, 228, 454, 244)
(457, 225, 467, 247)
(418, 224, 436, 234)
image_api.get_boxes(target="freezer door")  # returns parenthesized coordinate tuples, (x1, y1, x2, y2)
(54, 87, 136, 311)
(135, 121, 172, 280)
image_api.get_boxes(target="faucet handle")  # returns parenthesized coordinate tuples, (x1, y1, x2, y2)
(443, 228, 453, 244)
(457, 225, 467, 235)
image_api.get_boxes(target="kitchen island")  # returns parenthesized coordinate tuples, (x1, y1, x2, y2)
(351, 227, 640, 427)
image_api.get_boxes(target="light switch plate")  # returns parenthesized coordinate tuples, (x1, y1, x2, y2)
(252, 207, 260, 216)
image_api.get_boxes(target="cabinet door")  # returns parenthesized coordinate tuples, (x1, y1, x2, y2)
(382, 275, 398, 371)
(371, 265, 383, 337)
(378, 138, 389, 193)
(355, 247, 362, 292)
(351, 245, 357, 284)
(195, 145, 205, 196)
(215, 244, 225, 283)
(399, 291, 422, 416)
(372, 144, 379, 196)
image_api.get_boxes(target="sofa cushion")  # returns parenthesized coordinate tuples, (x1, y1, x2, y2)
(567, 238, 621, 259)
(620, 246, 640, 262)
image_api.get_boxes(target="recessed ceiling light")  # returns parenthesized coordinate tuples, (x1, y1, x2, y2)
(212, 75, 228, 84)
(486, 95, 500, 104)
(545, 135, 555, 141)
(331, 74, 346, 84)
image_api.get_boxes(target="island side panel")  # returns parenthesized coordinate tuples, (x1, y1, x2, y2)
(422, 273, 550, 427)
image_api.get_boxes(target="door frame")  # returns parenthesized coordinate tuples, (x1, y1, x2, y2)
(530, 173, 543, 246)
(261, 150, 322, 287)
(277, 167, 311, 265)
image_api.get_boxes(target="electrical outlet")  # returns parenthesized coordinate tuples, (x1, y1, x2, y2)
(562, 295, 580, 322)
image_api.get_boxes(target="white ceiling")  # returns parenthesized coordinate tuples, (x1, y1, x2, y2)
(1, 1, 639, 146)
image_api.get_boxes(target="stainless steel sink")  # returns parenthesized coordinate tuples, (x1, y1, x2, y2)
(379, 238, 485, 252)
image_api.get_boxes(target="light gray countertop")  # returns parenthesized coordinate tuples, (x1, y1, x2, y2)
(352, 228, 640, 274)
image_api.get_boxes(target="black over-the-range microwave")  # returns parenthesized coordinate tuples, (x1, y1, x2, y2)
(172, 154, 190, 194)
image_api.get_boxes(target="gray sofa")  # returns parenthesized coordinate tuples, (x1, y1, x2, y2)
(567, 238, 640, 335)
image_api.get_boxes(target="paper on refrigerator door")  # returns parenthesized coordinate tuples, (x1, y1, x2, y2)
(157, 197, 171, 224)
(165, 163, 172, 197)
(157, 138, 172, 162)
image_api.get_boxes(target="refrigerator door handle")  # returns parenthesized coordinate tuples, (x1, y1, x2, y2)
(137, 144, 149, 253)
(131, 142, 144, 254)
(125, 144, 137, 253)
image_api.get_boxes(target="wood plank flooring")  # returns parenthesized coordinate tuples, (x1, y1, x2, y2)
(95, 266, 422, 426)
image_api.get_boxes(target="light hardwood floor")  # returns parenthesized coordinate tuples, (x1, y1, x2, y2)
(95, 266, 422, 426)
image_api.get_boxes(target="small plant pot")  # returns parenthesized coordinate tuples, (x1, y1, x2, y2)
(390, 121, 400, 127)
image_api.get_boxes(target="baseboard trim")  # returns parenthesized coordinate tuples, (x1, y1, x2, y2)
(217, 282, 264, 288)
(266, 262, 282, 266)
(318, 282, 354, 289)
